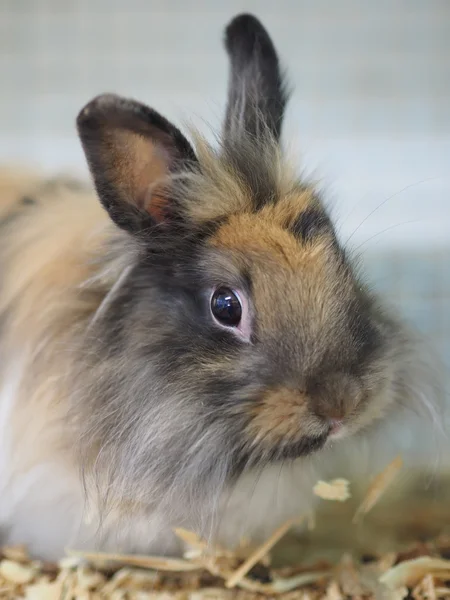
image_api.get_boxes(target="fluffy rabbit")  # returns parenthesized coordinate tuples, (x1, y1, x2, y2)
(0, 14, 444, 560)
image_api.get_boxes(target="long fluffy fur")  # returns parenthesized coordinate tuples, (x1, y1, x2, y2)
(0, 13, 447, 561)
(0, 151, 446, 560)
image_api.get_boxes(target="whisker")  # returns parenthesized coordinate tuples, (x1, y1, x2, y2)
(395, 397, 422, 419)
(334, 190, 372, 235)
(239, 462, 271, 540)
(354, 220, 420, 253)
(345, 177, 440, 246)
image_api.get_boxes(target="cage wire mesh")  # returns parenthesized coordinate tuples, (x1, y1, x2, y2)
(0, 2, 449, 406)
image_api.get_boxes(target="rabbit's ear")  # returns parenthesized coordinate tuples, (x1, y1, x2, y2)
(223, 14, 288, 142)
(77, 94, 197, 234)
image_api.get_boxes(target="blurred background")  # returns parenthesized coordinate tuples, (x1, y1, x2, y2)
(0, 1, 449, 407)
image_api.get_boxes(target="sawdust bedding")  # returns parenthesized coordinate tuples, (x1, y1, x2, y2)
(2, 456, 450, 599)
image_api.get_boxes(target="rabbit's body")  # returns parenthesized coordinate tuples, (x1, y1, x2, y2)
(0, 171, 317, 558)
(0, 15, 444, 560)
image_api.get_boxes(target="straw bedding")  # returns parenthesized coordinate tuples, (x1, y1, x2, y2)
(1, 457, 450, 599)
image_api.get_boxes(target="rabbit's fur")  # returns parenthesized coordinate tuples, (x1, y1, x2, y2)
(0, 15, 445, 560)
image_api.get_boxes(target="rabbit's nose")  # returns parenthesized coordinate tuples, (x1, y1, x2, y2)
(314, 404, 348, 422)
(328, 419, 343, 435)
(307, 372, 363, 422)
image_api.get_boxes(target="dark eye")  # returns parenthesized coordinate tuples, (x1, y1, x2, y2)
(210, 287, 242, 327)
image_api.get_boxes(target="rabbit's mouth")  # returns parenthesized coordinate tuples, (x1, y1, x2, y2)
(269, 431, 330, 462)
(241, 386, 344, 465)
(239, 430, 330, 470)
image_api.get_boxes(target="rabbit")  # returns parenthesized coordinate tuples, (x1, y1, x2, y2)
(0, 14, 445, 561)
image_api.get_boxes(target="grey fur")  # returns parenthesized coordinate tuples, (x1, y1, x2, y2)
(0, 14, 445, 561)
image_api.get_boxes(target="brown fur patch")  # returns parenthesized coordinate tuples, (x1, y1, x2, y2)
(0, 182, 109, 334)
(0, 171, 129, 475)
(246, 387, 311, 446)
(210, 210, 331, 272)
(257, 189, 318, 230)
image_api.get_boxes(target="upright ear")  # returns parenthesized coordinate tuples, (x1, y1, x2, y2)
(77, 94, 197, 234)
(223, 14, 288, 142)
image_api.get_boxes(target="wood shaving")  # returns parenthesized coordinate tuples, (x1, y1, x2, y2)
(421, 574, 437, 600)
(391, 587, 409, 600)
(2, 545, 29, 563)
(313, 479, 351, 501)
(0, 559, 37, 584)
(173, 528, 208, 552)
(324, 581, 344, 600)
(68, 550, 201, 572)
(225, 517, 304, 588)
(2, 457, 450, 599)
(1, 535, 450, 599)
(380, 556, 450, 590)
(353, 455, 403, 523)
(334, 553, 369, 597)
(24, 580, 63, 600)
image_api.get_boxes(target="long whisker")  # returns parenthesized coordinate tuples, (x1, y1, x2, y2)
(345, 177, 439, 246)
(353, 220, 420, 253)
(335, 190, 372, 235)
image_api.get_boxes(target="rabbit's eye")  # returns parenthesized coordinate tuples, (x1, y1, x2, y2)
(211, 287, 242, 327)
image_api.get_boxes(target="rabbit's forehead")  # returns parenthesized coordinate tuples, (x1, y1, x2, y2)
(209, 202, 341, 274)
(208, 205, 354, 336)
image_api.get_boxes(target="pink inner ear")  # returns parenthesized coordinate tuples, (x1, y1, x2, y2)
(144, 191, 169, 223)
(112, 129, 172, 223)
